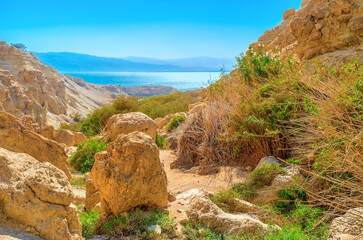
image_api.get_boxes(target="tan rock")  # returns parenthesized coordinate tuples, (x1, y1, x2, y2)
(100, 112, 157, 142)
(282, 8, 296, 20)
(74, 131, 87, 145)
(39, 125, 54, 139)
(328, 207, 363, 240)
(188, 102, 207, 115)
(17, 115, 40, 133)
(180, 189, 274, 236)
(92, 131, 168, 215)
(251, 0, 363, 61)
(85, 179, 100, 211)
(0, 111, 71, 179)
(54, 129, 86, 147)
(0, 147, 82, 240)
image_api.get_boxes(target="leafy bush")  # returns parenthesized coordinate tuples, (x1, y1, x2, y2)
(80, 210, 101, 239)
(70, 138, 107, 173)
(165, 115, 186, 131)
(96, 209, 176, 239)
(156, 132, 165, 149)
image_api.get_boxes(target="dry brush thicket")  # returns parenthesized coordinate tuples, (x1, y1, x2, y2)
(176, 50, 362, 214)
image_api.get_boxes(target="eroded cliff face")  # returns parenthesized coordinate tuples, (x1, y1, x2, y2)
(251, 0, 363, 60)
(0, 41, 175, 128)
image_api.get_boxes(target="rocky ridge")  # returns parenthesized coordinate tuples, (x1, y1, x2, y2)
(251, 0, 363, 61)
(0, 41, 175, 128)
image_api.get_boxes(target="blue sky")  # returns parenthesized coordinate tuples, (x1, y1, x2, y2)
(0, 0, 301, 59)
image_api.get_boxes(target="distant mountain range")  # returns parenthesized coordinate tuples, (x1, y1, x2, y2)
(32, 52, 234, 72)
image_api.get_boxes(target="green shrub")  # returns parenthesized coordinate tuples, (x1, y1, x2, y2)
(96, 209, 175, 239)
(70, 138, 107, 173)
(139, 91, 199, 119)
(80, 210, 100, 239)
(165, 115, 186, 131)
(233, 163, 285, 200)
(112, 95, 139, 113)
(156, 132, 166, 149)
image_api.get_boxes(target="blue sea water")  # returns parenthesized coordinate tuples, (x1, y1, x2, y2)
(62, 72, 222, 91)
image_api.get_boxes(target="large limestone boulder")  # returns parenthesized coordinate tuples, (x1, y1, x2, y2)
(178, 189, 274, 237)
(328, 207, 363, 240)
(251, 0, 363, 61)
(92, 131, 168, 215)
(0, 111, 71, 180)
(0, 147, 82, 240)
(54, 129, 87, 147)
(100, 112, 157, 142)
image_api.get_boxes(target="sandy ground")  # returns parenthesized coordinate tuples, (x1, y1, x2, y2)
(161, 150, 246, 194)
(160, 149, 247, 232)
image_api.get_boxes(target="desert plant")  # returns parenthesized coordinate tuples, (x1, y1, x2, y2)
(70, 138, 107, 173)
(96, 209, 176, 239)
(156, 132, 166, 149)
(80, 210, 101, 239)
(165, 115, 186, 131)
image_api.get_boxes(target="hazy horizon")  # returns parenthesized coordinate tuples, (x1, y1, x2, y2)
(0, 0, 301, 59)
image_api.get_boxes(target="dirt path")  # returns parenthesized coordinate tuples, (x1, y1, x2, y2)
(160, 150, 246, 194)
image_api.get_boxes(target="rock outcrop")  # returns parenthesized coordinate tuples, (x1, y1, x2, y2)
(177, 189, 274, 237)
(0, 147, 82, 240)
(100, 112, 157, 142)
(328, 207, 363, 240)
(54, 129, 87, 147)
(92, 131, 168, 215)
(251, 0, 363, 61)
(0, 111, 71, 179)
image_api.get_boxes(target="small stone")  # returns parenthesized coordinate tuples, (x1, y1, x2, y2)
(177, 209, 184, 213)
(147, 225, 162, 236)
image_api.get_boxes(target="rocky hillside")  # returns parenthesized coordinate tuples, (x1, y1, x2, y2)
(0, 41, 175, 128)
(251, 0, 363, 61)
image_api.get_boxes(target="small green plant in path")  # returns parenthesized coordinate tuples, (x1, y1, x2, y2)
(80, 210, 100, 239)
(156, 131, 166, 149)
(70, 138, 107, 173)
(165, 115, 186, 131)
(96, 209, 176, 239)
